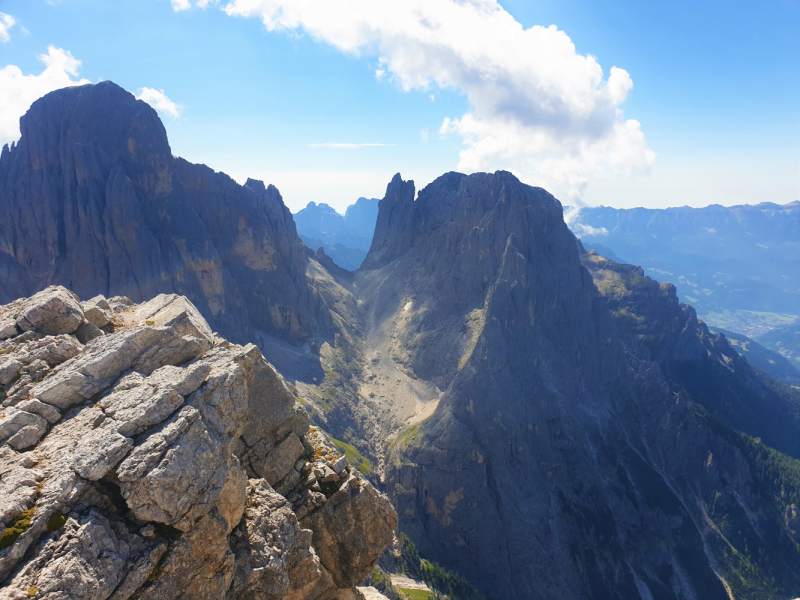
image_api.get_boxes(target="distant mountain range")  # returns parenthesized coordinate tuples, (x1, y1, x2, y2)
(570, 202, 800, 338)
(294, 198, 380, 270)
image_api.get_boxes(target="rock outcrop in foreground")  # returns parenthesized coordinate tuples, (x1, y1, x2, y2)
(0, 286, 396, 599)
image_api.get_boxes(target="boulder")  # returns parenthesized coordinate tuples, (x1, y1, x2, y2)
(14, 286, 84, 335)
(82, 296, 113, 328)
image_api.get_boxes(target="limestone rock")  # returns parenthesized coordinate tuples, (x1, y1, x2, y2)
(75, 319, 105, 344)
(0, 357, 23, 386)
(15, 399, 61, 424)
(1, 510, 159, 600)
(257, 432, 305, 485)
(228, 479, 337, 600)
(13, 286, 84, 335)
(0, 288, 395, 598)
(82, 296, 113, 328)
(0, 319, 20, 340)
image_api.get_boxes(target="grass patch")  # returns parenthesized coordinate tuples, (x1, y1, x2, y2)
(331, 437, 372, 475)
(397, 534, 491, 600)
(397, 589, 432, 600)
(46, 511, 66, 532)
(392, 423, 424, 450)
(0, 507, 35, 549)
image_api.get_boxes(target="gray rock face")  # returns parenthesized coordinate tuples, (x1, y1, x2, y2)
(0, 81, 335, 344)
(14, 286, 84, 335)
(0, 287, 396, 599)
(351, 171, 800, 599)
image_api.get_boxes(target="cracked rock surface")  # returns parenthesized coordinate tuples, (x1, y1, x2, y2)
(0, 286, 396, 600)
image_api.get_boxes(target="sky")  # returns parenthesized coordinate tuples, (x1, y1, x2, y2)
(0, 0, 798, 213)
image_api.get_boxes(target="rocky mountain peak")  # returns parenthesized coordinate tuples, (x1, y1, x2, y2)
(0, 81, 336, 345)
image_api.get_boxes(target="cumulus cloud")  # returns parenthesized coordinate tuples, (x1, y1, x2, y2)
(0, 46, 90, 146)
(172, 0, 217, 10)
(563, 206, 608, 237)
(309, 142, 394, 148)
(135, 87, 183, 119)
(220, 0, 655, 202)
(0, 12, 16, 42)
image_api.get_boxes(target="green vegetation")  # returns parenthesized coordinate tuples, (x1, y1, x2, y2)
(0, 508, 35, 549)
(396, 534, 491, 600)
(369, 567, 394, 589)
(397, 588, 433, 600)
(392, 423, 423, 449)
(331, 437, 372, 475)
(46, 511, 67, 532)
(691, 406, 800, 599)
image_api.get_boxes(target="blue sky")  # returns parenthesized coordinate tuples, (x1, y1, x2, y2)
(0, 0, 797, 213)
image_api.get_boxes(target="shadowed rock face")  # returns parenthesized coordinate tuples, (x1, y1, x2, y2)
(363, 172, 800, 600)
(0, 81, 320, 344)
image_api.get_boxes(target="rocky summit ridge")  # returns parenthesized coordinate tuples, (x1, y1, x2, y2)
(0, 285, 397, 599)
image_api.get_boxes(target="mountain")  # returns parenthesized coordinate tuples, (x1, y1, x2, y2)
(4, 83, 800, 600)
(296, 172, 800, 600)
(294, 197, 380, 270)
(570, 203, 800, 337)
(0, 285, 396, 598)
(0, 81, 338, 345)
(709, 327, 800, 387)
(756, 322, 800, 374)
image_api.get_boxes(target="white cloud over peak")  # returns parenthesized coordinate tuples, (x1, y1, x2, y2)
(220, 0, 655, 202)
(0, 46, 90, 146)
(136, 87, 183, 119)
(0, 12, 16, 42)
(309, 142, 394, 148)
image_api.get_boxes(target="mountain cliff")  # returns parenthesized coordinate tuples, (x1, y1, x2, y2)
(341, 172, 800, 600)
(0, 81, 333, 345)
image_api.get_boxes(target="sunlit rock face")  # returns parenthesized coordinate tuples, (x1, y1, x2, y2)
(0, 286, 396, 599)
(0, 81, 323, 344)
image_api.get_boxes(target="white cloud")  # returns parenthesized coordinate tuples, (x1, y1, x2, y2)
(375, 68, 385, 80)
(0, 46, 90, 146)
(563, 206, 608, 237)
(428, 94, 435, 102)
(220, 0, 655, 202)
(0, 12, 16, 42)
(135, 87, 183, 119)
(420, 128, 429, 142)
(171, 0, 218, 10)
(309, 142, 394, 148)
